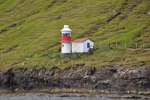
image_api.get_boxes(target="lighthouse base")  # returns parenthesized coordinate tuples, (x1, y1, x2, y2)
(61, 53, 72, 58)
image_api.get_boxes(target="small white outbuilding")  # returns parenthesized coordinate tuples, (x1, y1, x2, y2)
(72, 38, 94, 53)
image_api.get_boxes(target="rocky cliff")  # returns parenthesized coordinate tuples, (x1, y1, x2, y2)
(0, 65, 150, 94)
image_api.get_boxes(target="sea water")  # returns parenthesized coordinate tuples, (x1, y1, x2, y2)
(0, 96, 146, 100)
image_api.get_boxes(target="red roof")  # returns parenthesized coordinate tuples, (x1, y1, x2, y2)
(72, 38, 88, 42)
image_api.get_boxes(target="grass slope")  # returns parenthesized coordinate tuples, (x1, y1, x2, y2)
(0, 0, 150, 70)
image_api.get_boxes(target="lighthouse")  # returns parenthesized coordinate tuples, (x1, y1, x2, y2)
(60, 25, 72, 57)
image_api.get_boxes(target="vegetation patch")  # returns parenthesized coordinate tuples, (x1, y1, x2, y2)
(0, 0, 150, 70)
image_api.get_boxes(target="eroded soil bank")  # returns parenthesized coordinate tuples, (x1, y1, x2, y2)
(0, 65, 150, 97)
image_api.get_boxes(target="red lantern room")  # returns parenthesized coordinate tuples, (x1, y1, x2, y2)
(61, 25, 72, 42)
(62, 34, 71, 41)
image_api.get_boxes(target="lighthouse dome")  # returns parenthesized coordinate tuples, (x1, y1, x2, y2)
(61, 25, 72, 32)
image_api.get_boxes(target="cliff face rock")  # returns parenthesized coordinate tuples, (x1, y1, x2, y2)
(0, 65, 150, 93)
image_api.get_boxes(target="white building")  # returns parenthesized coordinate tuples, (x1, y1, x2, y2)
(72, 38, 94, 53)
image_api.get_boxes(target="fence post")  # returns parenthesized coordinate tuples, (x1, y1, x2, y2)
(15, 51, 16, 56)
(136, 43, 137, 49)
(22, 53, 24, 58)
(108, 42, 110, 49)
(36, 53, 37, 58)
(116, 42, 117, 47)
(143, 44, 145, 49)
(100, 42, 101, 48)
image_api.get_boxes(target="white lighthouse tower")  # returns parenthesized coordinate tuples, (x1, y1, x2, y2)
(60, 25, 72, 57)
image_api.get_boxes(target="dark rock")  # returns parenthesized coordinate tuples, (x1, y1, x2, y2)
(0, 66, 150, 93)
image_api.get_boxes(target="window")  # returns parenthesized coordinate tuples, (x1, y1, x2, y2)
(62, 44, 64, 47)
(62, 33, 70, 36)
(67, 33, 70, 36)
(87, 43, 90, 48)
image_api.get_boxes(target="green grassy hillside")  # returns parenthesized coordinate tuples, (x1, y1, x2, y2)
(0, 0, 150, 70)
